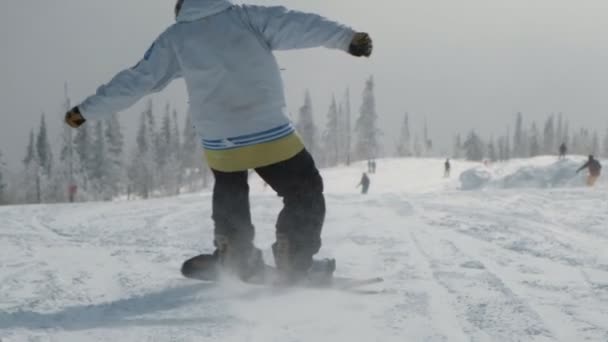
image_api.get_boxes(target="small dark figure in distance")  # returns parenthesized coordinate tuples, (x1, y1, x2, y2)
(559, 143, 567, 160)
(444, 159, 451, 178)
(357, 173, 370, 194)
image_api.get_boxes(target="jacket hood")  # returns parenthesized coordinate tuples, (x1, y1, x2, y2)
(176, 0, 232, 22)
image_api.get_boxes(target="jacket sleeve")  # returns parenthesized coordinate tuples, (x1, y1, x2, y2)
(79, 31, 181, 121)
(244, 5, 356, 52)
(577, 162, 589, 173)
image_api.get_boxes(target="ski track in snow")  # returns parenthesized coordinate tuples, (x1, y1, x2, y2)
(1, 158, 607, 341)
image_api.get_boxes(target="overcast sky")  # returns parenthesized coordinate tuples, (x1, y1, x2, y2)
(1, 0, 607, 170)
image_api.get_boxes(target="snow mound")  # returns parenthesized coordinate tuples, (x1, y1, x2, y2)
(460, 157, 589, 190)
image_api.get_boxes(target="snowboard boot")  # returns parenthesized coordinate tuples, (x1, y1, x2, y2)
(181, 252, 219, 281)
(181, 235, 265, 282)
(272, 233, 336, 286)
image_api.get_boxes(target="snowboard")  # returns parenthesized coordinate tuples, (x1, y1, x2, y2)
(181, 255, 383, 292)
(247, 264, 384, 292)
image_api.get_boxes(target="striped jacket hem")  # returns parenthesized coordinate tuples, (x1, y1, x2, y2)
(202, 123, 295, 150)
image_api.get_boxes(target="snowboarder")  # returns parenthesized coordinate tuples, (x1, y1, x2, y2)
(357, 173, 370, 194)
(559, 143, 567, 160)
(64, 0, 372, 285)
(576, 155, 602, 187)
(444, 159, 451, 178)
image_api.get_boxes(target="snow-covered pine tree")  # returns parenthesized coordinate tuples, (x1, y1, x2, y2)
(354, 76, 380, 161)
(322, 95, 339, 167)
(36, 113, 54, 202)
(141, 100, 160, 197)
(105, 113, 124, 199)
(336, 102, 346, 164)
(128, 101, 159, 199)
(22, 130, 39, 203)
(296, 90, 317, 158)
(453, 134, 462, 159)
(513, 112, 525, 158)
(74, 122, 91, 194)
(396, 113, 412, 157)
(529, 122, 540, 157)
(168, 109, 182, 194)
(157, 104, 173, 194)
(55, 83, 77, 202)
(90, 121, 109, 199)
(23, 130, 35, 172)
(155, 104, 182, 195)
(423, 118, 432, 156)
(521, 128, 530, 158)
(487, 137, 497, 162)
(463, 131, 484, 161)
(36, 114, 53, 178)
(543, 115, 555, 155)
(144, 101, 159, 196)
(129, 113, 148, 198)
(170, 110, 181, 161)
(505, 127, 512, 160)
(181, 111, 198, 191)
(344, 88, 352, 165)
(556, 114, 564, 151)
(563, 120, 570, 151)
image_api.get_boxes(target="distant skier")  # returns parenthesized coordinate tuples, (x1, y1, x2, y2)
(68, 184, 78, 203)
(559, 143, 567, 160)
(367, 159, 376, 174)
(576, 155, 602, 186)
(64, 0, 373, 285)
(357, 173, 370, 194)
(367, 159, 377, 174)
(444, 159, 451, 178)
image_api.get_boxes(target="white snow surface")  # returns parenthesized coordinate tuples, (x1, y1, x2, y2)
(1, 157, 608, 341)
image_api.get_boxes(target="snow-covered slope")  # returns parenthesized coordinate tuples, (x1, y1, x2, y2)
(1, 157, 607, 341)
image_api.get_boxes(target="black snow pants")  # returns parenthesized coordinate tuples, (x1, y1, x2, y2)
(211, 149, 325, 271)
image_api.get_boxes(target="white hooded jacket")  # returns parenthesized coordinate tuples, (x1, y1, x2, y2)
(79, 0, 355, 152)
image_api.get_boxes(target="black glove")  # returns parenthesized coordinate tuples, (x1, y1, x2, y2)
(175, 0, 184, 18)
(65, 107, 86, 128)
(349, 32, 373, 57)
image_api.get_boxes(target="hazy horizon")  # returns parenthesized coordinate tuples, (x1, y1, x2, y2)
(2, 0, 607, 171)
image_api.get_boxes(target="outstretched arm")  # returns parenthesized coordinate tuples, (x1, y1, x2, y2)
(576, 162, 589, 173)
(69, 31, 181, 125)
(244, 5, 371, 56)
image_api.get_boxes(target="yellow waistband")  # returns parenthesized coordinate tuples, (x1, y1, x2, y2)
(203, 133, 304, 172)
